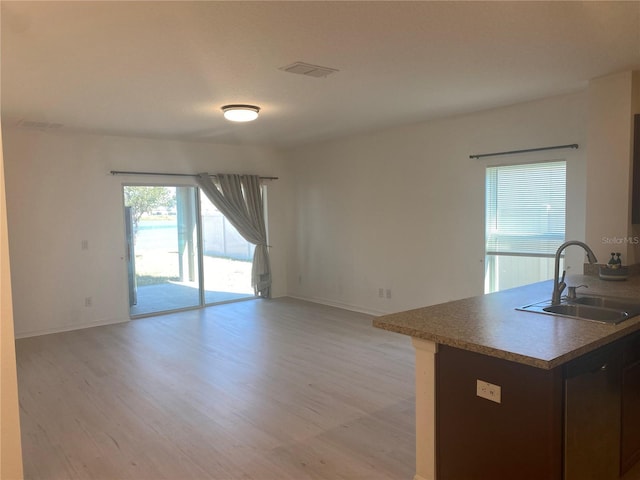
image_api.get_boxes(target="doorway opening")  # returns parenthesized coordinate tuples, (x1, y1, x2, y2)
(123, 185, 255, 317)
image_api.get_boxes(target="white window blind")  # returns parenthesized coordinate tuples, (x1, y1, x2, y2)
(485, 161, 566, 292)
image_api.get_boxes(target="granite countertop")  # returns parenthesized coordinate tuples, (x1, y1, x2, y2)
(373, 274, 640, 370)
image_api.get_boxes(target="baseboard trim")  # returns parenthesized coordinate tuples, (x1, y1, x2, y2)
(15, 317, 129, 339)
(15, 297, 389, 338)
(286, 294, 388, 317)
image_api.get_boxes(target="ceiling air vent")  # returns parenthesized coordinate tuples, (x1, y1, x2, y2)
(279, 61, 339, 78)
(16, 119, 64, 130)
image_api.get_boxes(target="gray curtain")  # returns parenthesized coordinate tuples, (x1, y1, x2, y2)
(196, 173, 272, 298)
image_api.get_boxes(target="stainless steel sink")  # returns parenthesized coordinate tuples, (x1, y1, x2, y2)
(517, 294, 640, 325)
(542, 304, 629, 324)
(571, 295, 640, 311)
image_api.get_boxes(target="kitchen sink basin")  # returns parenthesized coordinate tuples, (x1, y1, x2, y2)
(571, 295, 640, 311)
(542, 304, 629, 324)
(517, 294, 640, 325)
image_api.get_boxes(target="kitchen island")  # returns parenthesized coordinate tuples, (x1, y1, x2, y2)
(374, 274, 640, 480)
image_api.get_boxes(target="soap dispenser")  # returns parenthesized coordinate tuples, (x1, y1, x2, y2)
(599, 252, 629, 280)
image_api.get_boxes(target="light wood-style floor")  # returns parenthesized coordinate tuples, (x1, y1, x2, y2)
(16, 298, 416, 480)
(17, 297, 640, 480)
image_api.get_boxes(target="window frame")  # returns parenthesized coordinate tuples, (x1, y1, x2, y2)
(484, 160, 567, 293)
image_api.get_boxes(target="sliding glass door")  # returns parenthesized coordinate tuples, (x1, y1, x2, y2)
(123, 184, 255, 317)
(124, 186, 199, 315)
(200, 192, 254, 304)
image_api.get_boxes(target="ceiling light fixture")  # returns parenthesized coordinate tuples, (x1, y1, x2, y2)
(221, 104, 260, 122)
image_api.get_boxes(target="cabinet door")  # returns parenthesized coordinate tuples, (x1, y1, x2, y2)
(564, 345, 622, 480)
(621, 332, 640, 475)
(436, 345, 563, 480)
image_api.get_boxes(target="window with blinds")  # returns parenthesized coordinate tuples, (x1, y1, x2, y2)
(485, 161, 566, 293)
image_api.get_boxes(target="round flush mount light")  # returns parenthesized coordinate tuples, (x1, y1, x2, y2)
(221, 104, 260, 122)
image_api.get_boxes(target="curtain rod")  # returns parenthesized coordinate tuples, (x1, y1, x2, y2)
(469, 143, 579, 160)
(110, 170, 278, 180)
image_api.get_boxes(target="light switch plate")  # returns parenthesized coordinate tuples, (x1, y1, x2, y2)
(476, 379, 501, 403)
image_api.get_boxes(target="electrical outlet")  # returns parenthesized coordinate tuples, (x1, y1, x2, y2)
(476, 380, 501, 403)
(386, 288, 392, 299)
(84, 297, 92, 307)
(81, 240, 89, 250)
(378, 288, 384, 298)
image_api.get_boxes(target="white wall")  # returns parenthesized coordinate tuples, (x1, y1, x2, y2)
(10, 82, 637, 330)
(3, 130, 291, 337)
(631, 72, 640, 263)
(585, 71, 639, 264)
(285, 92, 588, 314)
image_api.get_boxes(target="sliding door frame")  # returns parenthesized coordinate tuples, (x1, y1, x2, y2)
(122, 181, 259, 319)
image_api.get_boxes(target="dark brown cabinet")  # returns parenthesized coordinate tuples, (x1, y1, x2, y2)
(621, 331, 640, 475)
(436, 334, 640, 480)
(564, 344, 622, 480)
(436, 345, 563, 480)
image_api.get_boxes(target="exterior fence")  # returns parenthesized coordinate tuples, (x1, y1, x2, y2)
(202, 213, 253, 261)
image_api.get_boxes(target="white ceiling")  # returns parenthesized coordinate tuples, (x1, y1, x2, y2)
(2, 1, 640, 148)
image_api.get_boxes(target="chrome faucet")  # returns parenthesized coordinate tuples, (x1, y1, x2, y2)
(552, 241, 598, 305)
